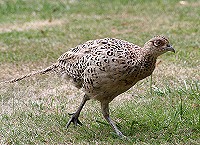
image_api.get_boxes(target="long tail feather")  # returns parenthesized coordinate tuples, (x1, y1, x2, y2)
(3, 63, 58, 83)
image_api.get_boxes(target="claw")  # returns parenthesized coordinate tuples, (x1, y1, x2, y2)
(66, 113, 83, 128)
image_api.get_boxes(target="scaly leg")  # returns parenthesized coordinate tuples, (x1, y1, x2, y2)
(66, 94, 90, 127)
(101, 102, 126, 138)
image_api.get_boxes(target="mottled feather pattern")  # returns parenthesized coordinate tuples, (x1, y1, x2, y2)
(55, 38, 145, 99)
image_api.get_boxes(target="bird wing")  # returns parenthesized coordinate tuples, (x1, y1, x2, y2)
(57, 39, 105, 65)
(55, 39, 112, 87)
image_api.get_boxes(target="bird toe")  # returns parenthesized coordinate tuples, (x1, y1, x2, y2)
(66, 113, 83, 128)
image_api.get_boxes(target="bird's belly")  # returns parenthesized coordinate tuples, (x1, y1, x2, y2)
(83, 77, 137, 102)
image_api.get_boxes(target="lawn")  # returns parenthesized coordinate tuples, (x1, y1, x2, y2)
(0, 0, 199, 144)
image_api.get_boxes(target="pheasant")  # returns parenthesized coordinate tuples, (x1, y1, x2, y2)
(4, 35, 175, 138)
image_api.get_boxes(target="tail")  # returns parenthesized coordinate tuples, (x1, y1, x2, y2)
(3, 63, 59, 83)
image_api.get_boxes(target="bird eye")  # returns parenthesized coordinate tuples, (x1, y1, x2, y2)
(153, 40, 162, 47)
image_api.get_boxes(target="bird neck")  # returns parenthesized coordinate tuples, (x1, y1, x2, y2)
(141, 50, 158, 70)
(142, 46, 161, 58)
(141, 47, 158, 59)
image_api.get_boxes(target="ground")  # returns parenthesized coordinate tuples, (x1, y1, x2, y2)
(0, 0, 199, 144)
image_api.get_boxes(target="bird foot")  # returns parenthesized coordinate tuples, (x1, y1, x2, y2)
(117, 131, 127, 139)
(66, 113, 83, 128)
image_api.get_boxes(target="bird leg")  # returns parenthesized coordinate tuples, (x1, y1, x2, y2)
(101, 102, 126, 138)
(66, 94, 90, 127)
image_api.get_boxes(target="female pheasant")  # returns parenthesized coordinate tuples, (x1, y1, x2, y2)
(5, 35, 175, 138)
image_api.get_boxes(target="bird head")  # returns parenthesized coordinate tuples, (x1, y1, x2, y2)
(143, 35, 175, 57)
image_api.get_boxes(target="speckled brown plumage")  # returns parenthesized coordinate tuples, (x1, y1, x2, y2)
(5, 35, 175, 138)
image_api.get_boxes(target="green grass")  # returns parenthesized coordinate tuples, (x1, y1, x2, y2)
(0, 0, 199, 144)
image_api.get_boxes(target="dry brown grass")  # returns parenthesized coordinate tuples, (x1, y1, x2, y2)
(0, 19, 66, 33)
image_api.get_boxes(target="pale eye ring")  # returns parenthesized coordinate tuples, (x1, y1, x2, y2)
(153, 40, 162, 47)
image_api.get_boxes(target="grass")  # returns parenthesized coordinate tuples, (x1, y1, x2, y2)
(0, 0, 199, 144)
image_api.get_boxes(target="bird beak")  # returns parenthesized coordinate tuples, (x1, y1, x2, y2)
(166, 44, 175, 53)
